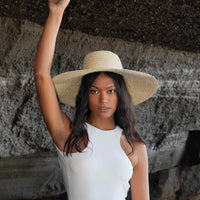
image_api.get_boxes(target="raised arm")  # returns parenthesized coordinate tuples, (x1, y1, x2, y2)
(34, 0, 71, 151)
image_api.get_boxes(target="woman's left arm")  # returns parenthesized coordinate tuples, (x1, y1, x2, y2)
(130, 142, 149, 200)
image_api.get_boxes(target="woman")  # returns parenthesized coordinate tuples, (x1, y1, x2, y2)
(34, 0, 158, 200)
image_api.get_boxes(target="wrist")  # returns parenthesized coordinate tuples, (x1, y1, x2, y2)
(48, 8, 65, 20)
(47, 10, 65, 27)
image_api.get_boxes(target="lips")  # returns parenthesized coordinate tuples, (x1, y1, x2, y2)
(98, 106, 110, 111)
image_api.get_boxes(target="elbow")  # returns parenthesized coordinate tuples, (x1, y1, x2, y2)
(34, 63, 50, 78)
(34, 72, 51, 81)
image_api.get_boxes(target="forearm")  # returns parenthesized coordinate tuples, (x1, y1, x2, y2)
(34, 10, 64, 76)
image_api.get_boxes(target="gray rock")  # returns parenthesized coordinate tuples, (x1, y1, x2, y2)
(0, 151, 64, 200)
(150, 164, 200, 200)
(0, 0, 200, 52)
(0, 17, 199, 199)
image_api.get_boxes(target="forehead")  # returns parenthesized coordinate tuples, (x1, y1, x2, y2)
(91, 72, 116, 88)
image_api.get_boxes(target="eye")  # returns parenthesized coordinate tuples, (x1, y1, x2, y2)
(90, 89, 99, 94)
(107, 89, 116, 94)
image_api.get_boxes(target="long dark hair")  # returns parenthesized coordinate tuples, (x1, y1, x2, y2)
(64, 71, 144, 156)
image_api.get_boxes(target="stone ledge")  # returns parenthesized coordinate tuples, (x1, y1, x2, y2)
(0, 151, 65, 200)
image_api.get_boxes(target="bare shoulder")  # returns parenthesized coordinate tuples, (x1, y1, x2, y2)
(133, 141, 148, 167)
(120, 133, 147, 167)
(134, 141, 147, 154)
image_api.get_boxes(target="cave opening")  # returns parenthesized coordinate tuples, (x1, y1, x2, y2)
(179, 130, 200, 166)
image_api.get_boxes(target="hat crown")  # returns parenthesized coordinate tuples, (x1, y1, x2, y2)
(83, 50, 123, 70)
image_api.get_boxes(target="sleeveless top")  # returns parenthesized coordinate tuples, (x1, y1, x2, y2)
(55, 122, 133, 200)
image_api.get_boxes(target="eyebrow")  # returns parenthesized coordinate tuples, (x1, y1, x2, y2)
(90, 85, 116, 89)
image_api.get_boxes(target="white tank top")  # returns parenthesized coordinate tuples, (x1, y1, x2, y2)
(55, 122, 133, 200)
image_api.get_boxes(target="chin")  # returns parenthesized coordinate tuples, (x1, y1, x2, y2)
(98, 113, 115, 120)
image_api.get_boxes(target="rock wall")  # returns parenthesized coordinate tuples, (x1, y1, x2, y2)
(1, 0, 200, 53)
(0, 17, 200, 200)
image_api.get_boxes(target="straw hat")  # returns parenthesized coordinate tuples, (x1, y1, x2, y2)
(53, 50, 158, 107)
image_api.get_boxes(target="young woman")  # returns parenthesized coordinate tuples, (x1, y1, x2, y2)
(34, 0, 158, 200)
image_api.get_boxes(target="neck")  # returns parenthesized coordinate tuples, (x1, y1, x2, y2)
(86, 116, 116, 130)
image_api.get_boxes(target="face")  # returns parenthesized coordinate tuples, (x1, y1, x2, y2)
(88, 72, 118, 121)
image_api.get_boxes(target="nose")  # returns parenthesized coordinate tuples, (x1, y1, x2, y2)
(100, 92, 108, 104)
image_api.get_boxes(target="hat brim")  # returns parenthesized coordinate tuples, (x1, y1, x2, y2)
(52, 68, 158, 107)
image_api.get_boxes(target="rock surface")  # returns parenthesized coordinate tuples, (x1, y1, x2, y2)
(0, 0, 200, 52)
(0, 152, 65, 200)
(0, 17, 200, 199)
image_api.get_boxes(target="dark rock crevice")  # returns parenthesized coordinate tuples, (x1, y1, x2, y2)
(179, 130, 200, 166)
(11, 94, 32, 136)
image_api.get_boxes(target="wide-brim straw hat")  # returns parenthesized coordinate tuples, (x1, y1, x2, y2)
(53, 50, 158, 107)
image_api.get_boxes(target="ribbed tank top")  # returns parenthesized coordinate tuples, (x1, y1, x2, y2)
(55, 122, 133, 200)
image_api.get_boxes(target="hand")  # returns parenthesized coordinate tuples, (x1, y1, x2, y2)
(49, 0, 71, 12)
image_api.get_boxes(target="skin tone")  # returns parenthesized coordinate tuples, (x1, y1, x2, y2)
(34, 0, 149, 199)
(87, 72, 118, 130)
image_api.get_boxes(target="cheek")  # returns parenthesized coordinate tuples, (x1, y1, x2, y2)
(112, 95, 118, 108)
(89, 95, 98, 109)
